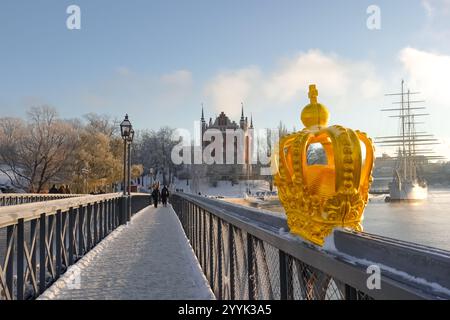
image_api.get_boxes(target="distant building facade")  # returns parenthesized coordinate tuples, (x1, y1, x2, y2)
(200, 106, 254, 181)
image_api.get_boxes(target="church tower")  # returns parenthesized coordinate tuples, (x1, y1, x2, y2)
(240, 103, 246, 130)
(201, 104, 207, 132)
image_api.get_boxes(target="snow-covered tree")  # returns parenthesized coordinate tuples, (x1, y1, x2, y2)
(0, 106, 78, 192)
(133, 127, 181, 186)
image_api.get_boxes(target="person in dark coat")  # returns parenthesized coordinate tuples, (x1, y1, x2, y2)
(161, 185, 169, 207)
(49, 184, 58, 194)
(151, 186, 160, 208)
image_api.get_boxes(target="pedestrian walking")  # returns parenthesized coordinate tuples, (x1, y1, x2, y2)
(151, 186, 160, 208)
(161, 185, 169, 207)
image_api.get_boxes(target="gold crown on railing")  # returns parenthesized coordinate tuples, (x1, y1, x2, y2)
(274, 85, 375, 246)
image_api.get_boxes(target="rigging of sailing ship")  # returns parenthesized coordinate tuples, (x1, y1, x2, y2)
(376, 80, 443, 201)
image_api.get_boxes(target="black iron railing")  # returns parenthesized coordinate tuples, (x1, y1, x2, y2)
(0, 194, 83, 207)
(172, 193, 450, 300)
(0, 193, 151, 300)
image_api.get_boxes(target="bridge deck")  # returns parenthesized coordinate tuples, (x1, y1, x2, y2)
(38, 205, 214, 300)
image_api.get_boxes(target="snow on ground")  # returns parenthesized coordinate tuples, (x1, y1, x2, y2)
(38, 205, 214, 300)
(0, 170, 13, 193)
(173, 178, 275, 198)
(0, 172, 8, 185)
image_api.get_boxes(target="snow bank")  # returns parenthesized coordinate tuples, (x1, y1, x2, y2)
(173, 179, 276, 198)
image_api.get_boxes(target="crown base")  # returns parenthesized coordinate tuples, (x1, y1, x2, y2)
(286, 210, 363, 246)
(276, 182, 368, 246)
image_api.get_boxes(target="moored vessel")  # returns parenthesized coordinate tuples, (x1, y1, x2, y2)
(376, 81, 441, 201)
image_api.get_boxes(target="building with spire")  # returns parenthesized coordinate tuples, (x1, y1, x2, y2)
(200, 105, 254, 182)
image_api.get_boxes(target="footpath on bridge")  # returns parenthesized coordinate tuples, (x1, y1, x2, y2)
(38, 204, 215, 300)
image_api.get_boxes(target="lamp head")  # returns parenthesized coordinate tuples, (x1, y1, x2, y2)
(120, 114, 132, 140)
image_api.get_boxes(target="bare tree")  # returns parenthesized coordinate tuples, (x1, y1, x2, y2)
(0, 106, 78, 192)
(83, 113, 119, 137)
(133, 127, 180, 186)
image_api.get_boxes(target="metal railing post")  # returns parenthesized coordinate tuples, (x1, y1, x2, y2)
(193, 205, 197, 254)
(104, 200, 109, 233)
(87, 204, 92, 250)
(190, 203, 193, 241)
(56, 210, 62, 279)
(121, 196, 127, 225)
(113, 198, 118, 228)
(279, 250, 292, 300)
(6, 225, 15, 299)
(78, 205, 85, 256)
(198, 207, 202, 268)
(217, 218, 223, 300)
(345, 284, 358, 300)
(68, 208, 74, 266)
(30, 220, 37, 284)
(93, 202, 98, 244)
(247, 233, 255, 300)
(128, 195, 132, 221)
(203, 209, 207, 272)
(103, 200, 108, 235)
(229, 223, 235, 300)
(195, 206, 199, 256)
(209, 212, 214, 290)
(17, 218, 25, 300)
(109, 199, 113, 230)
(99, 201, 104, 239)
(48, 215, 54, 270)
(39, 213, 46, 294)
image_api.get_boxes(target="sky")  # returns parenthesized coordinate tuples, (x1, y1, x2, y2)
(1, 0, 450, 158)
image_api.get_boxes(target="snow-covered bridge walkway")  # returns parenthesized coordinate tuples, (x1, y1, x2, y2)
(38, 205, 214, 300)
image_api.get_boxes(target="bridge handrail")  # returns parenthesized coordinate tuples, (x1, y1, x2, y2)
(0, 193, 151, 229)
(0, 193, 151, 300)
(172, 192, 450, 300)
(0, 193, 120, 229)
(0, 193, 84, 207)
(0, 193, 84, 197)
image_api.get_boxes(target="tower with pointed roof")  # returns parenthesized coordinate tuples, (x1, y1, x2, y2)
(240, 103, 246, 130)
(199, 104, 254, 181)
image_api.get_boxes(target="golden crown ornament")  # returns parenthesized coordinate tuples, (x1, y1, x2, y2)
(274, 85, 375, 246)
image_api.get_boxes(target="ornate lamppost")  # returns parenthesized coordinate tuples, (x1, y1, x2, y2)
(128, 128, 135, 195)
(120, 114, 132, 194)
(120, 114, 132, 223)
(127, 129, 135, 220)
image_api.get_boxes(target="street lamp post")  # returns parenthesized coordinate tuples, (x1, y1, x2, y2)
(128, 129, 135, 196)
(127, 129, 135, 221)
(120, 114, 132, 223)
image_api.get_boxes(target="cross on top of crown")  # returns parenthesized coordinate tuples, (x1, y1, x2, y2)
(308, 85, 318, 104)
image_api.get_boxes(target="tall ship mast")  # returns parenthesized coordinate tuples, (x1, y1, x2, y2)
(376, 80, 441, 201)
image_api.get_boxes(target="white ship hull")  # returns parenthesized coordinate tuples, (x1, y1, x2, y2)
(378, 81, 439, 202)
(389, 181, 428, 201)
